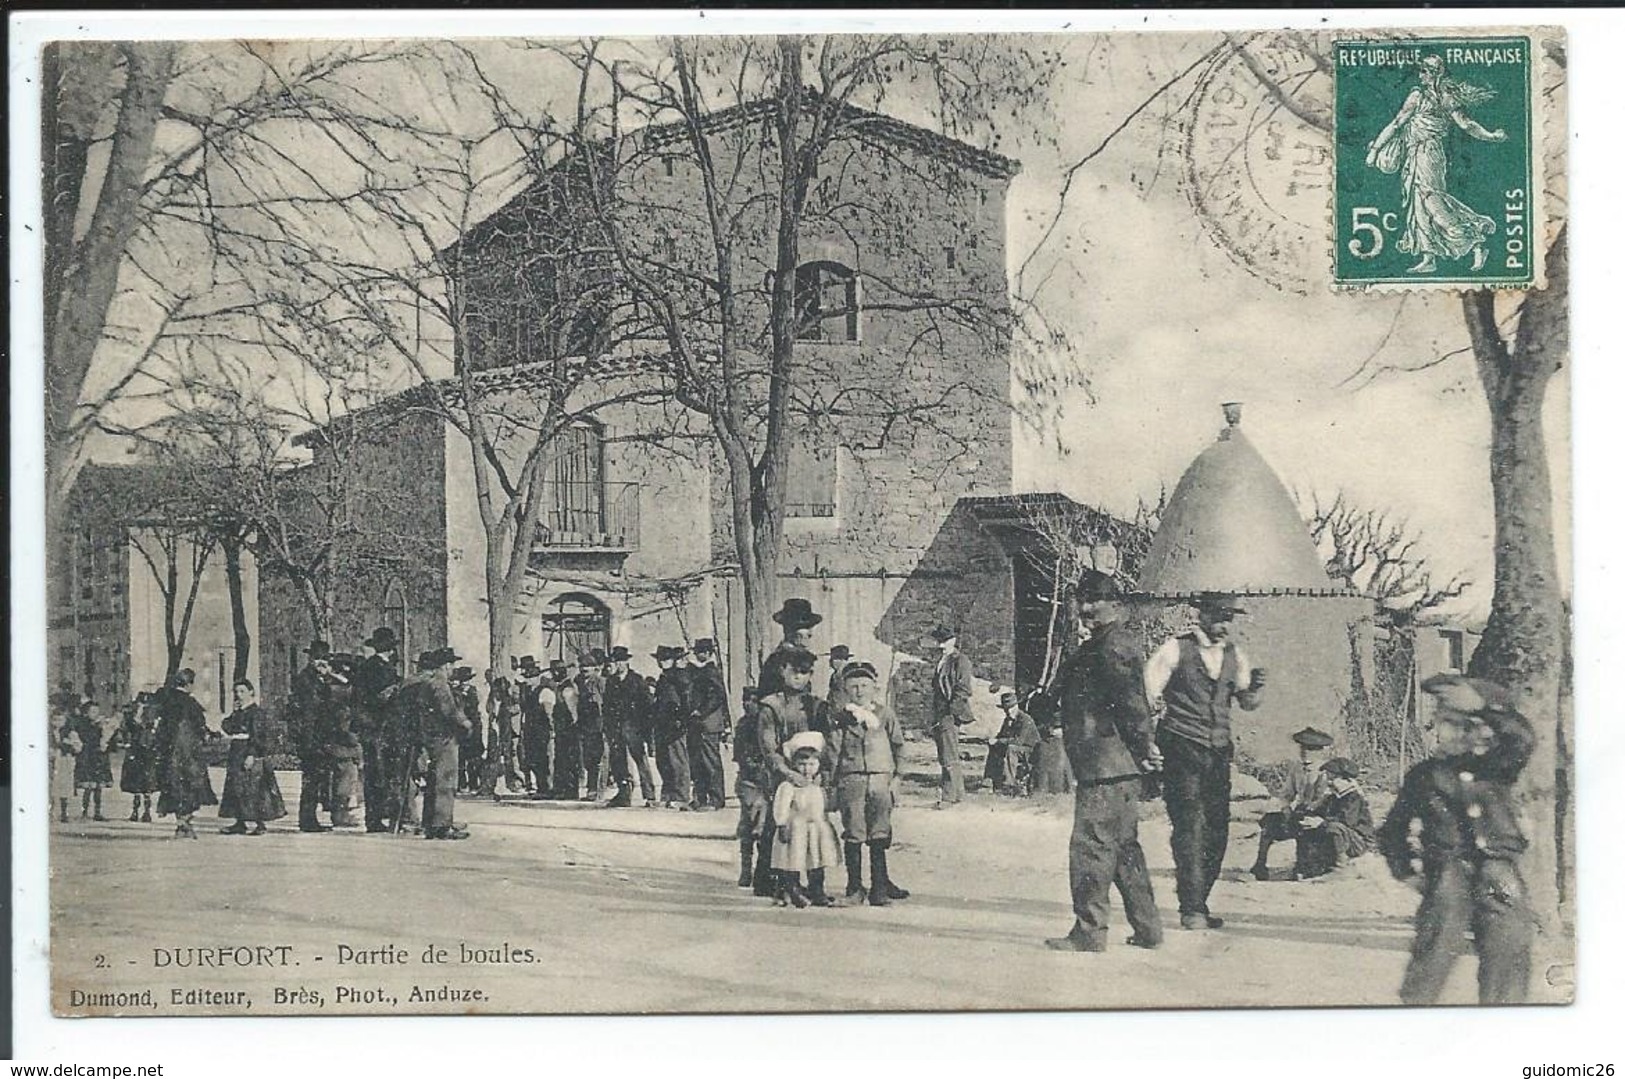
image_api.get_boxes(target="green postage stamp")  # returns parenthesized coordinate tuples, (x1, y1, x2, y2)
(1333, 36, 1541, 289)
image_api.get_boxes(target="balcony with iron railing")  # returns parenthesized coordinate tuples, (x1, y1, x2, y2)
(534, 482, 640, 552)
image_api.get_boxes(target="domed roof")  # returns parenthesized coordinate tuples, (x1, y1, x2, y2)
(1135, 405, 1338, 596)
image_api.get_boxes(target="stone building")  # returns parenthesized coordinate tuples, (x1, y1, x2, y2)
(257, 98, 1025, 718)
(1130, 405, 1376, 764)
(48, 463, 261, 718)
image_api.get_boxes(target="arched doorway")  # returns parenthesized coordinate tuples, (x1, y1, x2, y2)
(540, 592, 610, 663)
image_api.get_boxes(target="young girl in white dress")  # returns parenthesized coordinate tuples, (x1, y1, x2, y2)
(771, 732, 840, 908)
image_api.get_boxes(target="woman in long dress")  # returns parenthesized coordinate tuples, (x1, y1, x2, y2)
(218, 679, 287, 835)
(69, 699, 117, 821)
(1365, 55, 1508, 274)
(155, 668, 218, 839)
(118, 692, 162, 822)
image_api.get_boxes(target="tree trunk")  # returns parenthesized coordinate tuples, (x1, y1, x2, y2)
(1461, 227, 1569, 984)
(487, 535, 516, 674)
(222, 534, 252, 681)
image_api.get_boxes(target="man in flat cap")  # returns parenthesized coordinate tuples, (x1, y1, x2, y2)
(1144, 592, 1267, 930)
(1379, 673, 1535, 1004)
(686, 638, 730, 811)
(928, 625, 973, 808)
(1041, 570, 1163, 952)
(759, 598, 822, 698)
(1250, 725, 1336, 881)
(407, 647, 471, 840)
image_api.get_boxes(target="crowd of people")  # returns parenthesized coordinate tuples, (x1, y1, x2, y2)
(48, 578, 1540, 1000)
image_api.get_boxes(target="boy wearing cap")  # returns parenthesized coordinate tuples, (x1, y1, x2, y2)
(1292, 757, 1376, 878)
(1250, 726, 1335, 881)
(686, 639, 730, 811)
(826, 661, 910, 905)
(985, 689, 1041, 796)
(1145, 592, 1267, 930)
(1379, 674, 1536, 1005)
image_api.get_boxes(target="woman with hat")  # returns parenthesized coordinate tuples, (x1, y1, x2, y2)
(759, 599, 822, 698)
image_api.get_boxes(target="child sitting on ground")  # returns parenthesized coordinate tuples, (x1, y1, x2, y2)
(1293, 756, 1376, 878)
(771, 732, 840, 908)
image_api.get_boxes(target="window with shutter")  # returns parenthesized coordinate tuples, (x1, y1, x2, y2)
(785, 433, 837, 518)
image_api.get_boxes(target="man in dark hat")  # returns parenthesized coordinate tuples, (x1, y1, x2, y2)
(1041, 570, 1164, 953)
(405, 647, 471, 840)
(1145, 592, 1267, 930)
(651, 646, 693, 809)
(732, 686, 766, 886)
(289, 640, 335, 832)
(927, 625, 973, 808)
(602, 645, 655, 807)
(515, 656, 549, 795)
(686, 639, 730, 811)
(576, 649, 608, 801)
(353, 626, 405, 833)
(759, 598, 822, 697)
(1251, 726, 1336, 881)
(1380, 674, 1535, 1004)
(450, 666, 484, 794)
(546, 659, 581, 800)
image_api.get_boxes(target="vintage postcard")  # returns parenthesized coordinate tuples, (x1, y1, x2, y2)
(31, 25, 1572, 1018)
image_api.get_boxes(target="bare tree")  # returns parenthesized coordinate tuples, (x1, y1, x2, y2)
(1304, 490, 1470, 624)
(504, 35, 1066, 672)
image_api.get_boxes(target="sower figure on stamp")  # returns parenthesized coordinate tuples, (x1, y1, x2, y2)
(928, 625, 974, 808)
(353, 626, 403, 832)
(1251, 725, 1334, 881)
(411, 647, 472, 841)
(602, 646, 655, 807)
(1042, 571, 1164, 953)
(1379, 673, 1536, 1005)
(686, 638, 730, 811)
(1145, 592, 1266, 930)
(752, 648, 822, 898)
(289, 640, 335, 832)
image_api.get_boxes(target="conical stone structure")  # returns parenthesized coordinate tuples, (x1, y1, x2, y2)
(1132, 405, 1374, 762)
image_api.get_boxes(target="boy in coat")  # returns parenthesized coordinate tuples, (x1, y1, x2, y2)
(1379, 673, 1536, 1005)
(825, 661, 910, 905)
(1250, 725, 1335, 880)
(1293, 756, 1376, 878)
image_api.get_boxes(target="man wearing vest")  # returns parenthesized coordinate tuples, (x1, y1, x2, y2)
(1144, 592, 1267, 930)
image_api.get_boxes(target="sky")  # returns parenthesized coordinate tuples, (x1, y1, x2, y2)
(79, 31, 1571, 622)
